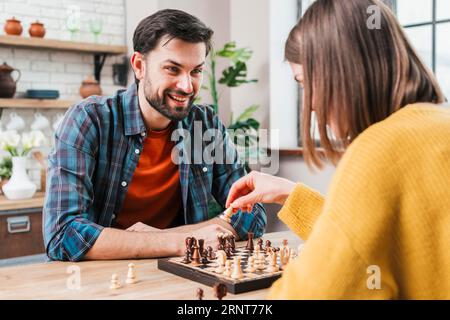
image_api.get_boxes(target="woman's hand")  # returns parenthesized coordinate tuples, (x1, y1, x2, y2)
(225, 171, 297, 212)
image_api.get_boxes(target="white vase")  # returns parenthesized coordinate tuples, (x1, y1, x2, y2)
(2, 156, 37, 200)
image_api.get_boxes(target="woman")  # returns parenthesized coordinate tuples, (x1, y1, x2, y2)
(226, 0, 449, 299)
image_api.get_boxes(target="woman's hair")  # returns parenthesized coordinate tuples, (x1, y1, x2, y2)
(285, 0, 446, 169)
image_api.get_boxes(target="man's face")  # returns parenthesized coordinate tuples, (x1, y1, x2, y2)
(140, 37, 206, 121)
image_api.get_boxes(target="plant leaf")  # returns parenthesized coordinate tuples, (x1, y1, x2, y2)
(219, 62, 257, 87)
(235, 104, 259, 122)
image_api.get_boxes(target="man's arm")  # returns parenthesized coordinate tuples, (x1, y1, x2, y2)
(84, 223, 233, 260)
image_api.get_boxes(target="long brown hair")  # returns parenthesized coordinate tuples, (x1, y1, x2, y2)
(285, 0, 446, 169)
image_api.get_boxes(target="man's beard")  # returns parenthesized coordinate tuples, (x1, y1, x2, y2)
(143, 78, 195, 121)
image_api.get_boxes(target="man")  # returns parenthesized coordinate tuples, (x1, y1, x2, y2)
(43, 9, 266, 261)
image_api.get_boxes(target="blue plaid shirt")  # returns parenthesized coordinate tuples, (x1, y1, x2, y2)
(43, 84, 266, 261)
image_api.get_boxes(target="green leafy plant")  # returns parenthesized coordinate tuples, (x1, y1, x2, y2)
(200, 42, 263, 216)
(0, 156, 12, 180)
(202, 42, 261, 171)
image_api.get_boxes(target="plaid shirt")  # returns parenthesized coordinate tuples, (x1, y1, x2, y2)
(43, 84, 266, 261)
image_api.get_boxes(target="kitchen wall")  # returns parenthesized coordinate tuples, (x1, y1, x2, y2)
(0, 0, 127, 188)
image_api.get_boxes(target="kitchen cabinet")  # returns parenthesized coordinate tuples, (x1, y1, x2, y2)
(0, 192, 45, 260)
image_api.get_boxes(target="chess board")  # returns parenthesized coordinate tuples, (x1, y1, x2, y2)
(157, 246, 283, 294)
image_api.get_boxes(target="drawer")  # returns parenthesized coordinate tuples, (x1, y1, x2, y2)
(0, 209, 45, 259)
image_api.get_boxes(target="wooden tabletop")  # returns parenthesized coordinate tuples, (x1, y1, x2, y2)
(0, 231, 301, 300)
(0, 192, 45, 212)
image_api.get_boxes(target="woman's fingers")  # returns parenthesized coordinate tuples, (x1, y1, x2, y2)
(226, 175, 253, 208)
(230, 191, 259, 210)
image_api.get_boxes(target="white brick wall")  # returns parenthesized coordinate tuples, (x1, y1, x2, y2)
(0, 0, 127, 188)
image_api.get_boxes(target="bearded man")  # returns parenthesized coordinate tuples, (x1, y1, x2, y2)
(43, 9, 266, 261)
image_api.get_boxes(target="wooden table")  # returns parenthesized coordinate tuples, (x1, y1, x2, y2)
(0, 231, 301, 300)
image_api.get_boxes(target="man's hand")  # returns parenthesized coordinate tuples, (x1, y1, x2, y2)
(126, 222, 163, 233)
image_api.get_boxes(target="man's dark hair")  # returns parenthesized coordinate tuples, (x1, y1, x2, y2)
(133, 9, 214, 56)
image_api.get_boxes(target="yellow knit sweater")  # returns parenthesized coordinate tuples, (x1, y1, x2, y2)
(268, 103, 450, 299)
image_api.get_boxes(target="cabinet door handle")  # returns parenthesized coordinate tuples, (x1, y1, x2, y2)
(7, 216, 31, 234)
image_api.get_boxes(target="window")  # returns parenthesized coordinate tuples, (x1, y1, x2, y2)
(395, 0, 450, 99)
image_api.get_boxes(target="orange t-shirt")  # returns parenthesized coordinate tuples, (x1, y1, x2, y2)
(115, 124, 181, 229)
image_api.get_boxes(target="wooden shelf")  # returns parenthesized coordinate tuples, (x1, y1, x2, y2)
(0, 192, 45, 212)
(0, 98, 75, 109)
(0, 35, 127, 55)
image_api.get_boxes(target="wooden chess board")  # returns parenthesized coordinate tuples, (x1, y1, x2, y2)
(157, 246, 283, 294)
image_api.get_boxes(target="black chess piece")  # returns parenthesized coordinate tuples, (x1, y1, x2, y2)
(182, 249, 191, 264)
(197, 288, 204, 300)
(265, 240, 272, 253)
(228, 235, 236, 253)
(213, 283, 227, 300)
(257, 238, 264, 251)
(207, 246, 215, 260)
(246, 232, 254, 251)
(198, 239, 205, 256)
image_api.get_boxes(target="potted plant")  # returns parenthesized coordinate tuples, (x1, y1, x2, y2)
(202, 41, 264, 172)
(199, 42, 265, 217)
(0, 156, 12, 195)
(0, 130, 46, 200)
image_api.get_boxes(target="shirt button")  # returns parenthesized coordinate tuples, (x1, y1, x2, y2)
(202, 167, 208, 173)
(121, 181, 127, 187)
(135, 149, 140, 154)
(141, 132, 146, 137)
(112, 214, 116, 219)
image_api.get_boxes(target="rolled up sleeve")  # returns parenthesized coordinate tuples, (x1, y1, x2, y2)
(43, 106, 103, 261)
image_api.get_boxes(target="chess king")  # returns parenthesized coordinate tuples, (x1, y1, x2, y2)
(43, 9, 266, 261)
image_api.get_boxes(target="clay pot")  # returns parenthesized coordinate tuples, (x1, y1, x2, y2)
(0, 62, 21, 98)
(29, 21, 46, 38)
(79, 75, 102, 98)
(4, 17, 23, 36)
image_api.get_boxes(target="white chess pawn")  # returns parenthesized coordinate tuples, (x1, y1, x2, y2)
(267, 251, 279, 272)
(126, 263, 137, 284)
(231, 256, 244, 279)
(110, 273, 121, 289)
(244, 256, 256, 273)
(223, 260, 232, 277)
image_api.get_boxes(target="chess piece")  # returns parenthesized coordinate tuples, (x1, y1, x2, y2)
(201, 255, 209, 265)
(213, 283, 227, 300)
(231, 256, 244, 279)
(246, 232, 254, 251)
(265, 240, 272, 253)
(182, 249, 191, 264)
(223, 260, 232, 277)
(191, 244, 201, 266)
(228, 235, 236, 253)
(126, 263, 137, 284)
(220, 207, 234, 223)
(109, 273, 121, 289)
(244, 256, 256, 273)
(257, 238, 264, 251)
(198, 239, 205, 256)
(215, 250, 227, 273)
(197, 288, 204, 300)
(207, 246, 215, 260)
(225, 242, 233, 258)
(267, 250, 279, 272)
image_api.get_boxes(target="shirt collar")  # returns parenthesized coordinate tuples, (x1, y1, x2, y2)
(121, 83, 146, 136)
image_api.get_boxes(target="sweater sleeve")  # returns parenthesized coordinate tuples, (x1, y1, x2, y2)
(277, 183, 325, 240)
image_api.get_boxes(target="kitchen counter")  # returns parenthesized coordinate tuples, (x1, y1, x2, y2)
(0, 231, 301, 300)
(0, 192, 45, 213)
